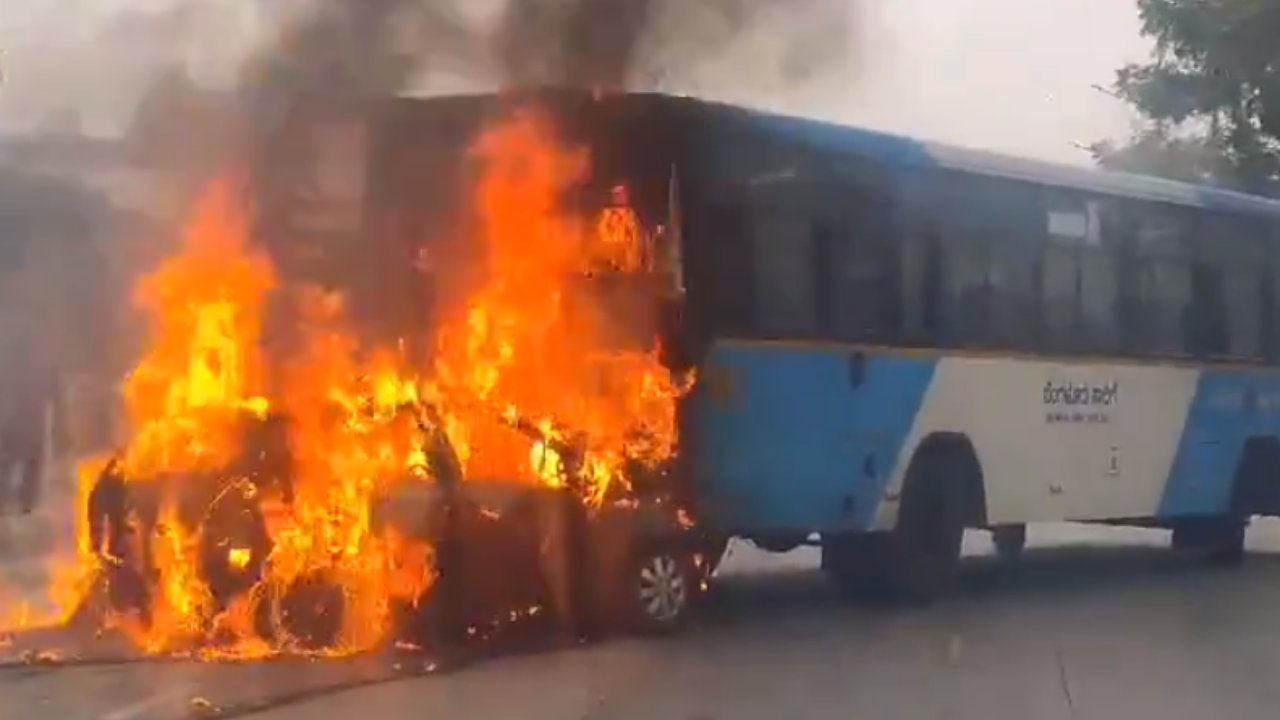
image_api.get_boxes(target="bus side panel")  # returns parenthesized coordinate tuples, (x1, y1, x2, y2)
(868, 356, 1198, 527)
(690, 340, 937, 535)
(1157, 368, 1280, 518)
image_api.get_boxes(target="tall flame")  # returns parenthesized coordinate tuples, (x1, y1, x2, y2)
(121, 179, 275, 480)
(431, 108, 686, 503)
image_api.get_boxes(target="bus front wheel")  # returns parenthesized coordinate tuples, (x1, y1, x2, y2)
(890, 468, 966, 602)
(823, 474, 966, 603)
(1171, 516, 1246, 566)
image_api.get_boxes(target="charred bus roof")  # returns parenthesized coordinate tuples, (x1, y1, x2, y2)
(367, 88, 1280, 218)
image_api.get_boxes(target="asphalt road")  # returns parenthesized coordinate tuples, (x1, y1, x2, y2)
(9, 522, 1280, 720)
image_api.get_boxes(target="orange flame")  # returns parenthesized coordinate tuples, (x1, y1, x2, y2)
(431, 108, 687, 504)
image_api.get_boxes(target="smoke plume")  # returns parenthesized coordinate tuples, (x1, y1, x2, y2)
(231, 0, 866, 136)
(495, 0, 863, 94)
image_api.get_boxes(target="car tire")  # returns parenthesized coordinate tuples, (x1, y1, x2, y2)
(268, 571, 346, 650)
(624, 546, 695, 636)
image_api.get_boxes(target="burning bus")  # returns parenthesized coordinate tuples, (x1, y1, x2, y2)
(77, 89, 739, 655)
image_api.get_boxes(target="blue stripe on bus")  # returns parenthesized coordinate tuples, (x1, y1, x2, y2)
(690, 342, 937, 534)
(1158, 369, 1280, 518)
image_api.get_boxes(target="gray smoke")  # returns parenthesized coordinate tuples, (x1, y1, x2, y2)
(231, 0, 865, 134)
(495, 0, 862, 93)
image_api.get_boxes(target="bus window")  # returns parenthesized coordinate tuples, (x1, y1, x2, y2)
(935, 174, 1038, 350)
(940, 236, 990, 348)
(819, 170, 900, 345)
(1078, 201, 1121, 353)
(900, 222, 943, 346)
(1200, 213, 1268, 361)
(1127, 202, 1194, 357)
(749, 204, 818, 338)
(1040, 235, 1080, 353)
(1040, 193, 1120, 355)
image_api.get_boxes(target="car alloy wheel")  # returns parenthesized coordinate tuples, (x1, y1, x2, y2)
(637, 553, 688, 627)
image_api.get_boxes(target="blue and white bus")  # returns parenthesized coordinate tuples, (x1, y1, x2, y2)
(678, 98, 1280, 601)
(295, 90, 1280, 630)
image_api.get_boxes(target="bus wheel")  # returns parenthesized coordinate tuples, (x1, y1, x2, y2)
(1171, 516, 1246, 567)
(991, 524, 1026, 564)
(890, 467, 966, 602)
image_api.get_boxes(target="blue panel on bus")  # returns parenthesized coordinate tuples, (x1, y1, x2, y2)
(1158, 369, 1280, 518)
(689, 341, 937, 534)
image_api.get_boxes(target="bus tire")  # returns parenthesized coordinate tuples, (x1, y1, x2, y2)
(1171, 516, 1245, 567)
(889, 455, 966, 602)
(1207, 522, 1246, 566)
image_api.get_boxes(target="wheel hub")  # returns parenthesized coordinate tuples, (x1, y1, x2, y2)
(638, 555, 686, 623)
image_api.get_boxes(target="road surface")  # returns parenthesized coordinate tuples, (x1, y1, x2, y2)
(8, 522, 1280, 720)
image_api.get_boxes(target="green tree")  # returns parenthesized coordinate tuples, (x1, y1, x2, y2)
(1091, 0, 1280, 194)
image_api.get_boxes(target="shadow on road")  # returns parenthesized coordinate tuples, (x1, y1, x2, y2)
(702, 543, 1280, 631)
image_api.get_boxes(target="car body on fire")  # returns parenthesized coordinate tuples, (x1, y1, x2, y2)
(84, 402, 708, 651)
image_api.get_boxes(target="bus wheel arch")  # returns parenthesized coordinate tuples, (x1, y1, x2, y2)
(1170, 435, 1280, 567)
(903, 432, 988, 529)
(864, 431, 986, 602)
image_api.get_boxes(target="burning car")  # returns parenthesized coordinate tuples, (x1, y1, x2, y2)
(81, 393, 709, 654)
(374, 403, 709, 646)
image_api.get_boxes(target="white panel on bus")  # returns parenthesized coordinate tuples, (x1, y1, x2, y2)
(872, 356, 1197, 528)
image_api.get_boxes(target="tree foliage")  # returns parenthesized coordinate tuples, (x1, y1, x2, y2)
(1091, 0, 1280, 194)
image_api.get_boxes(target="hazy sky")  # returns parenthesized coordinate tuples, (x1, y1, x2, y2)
(0, 0, 1149, 166)
(849, 0, 1148, 165)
